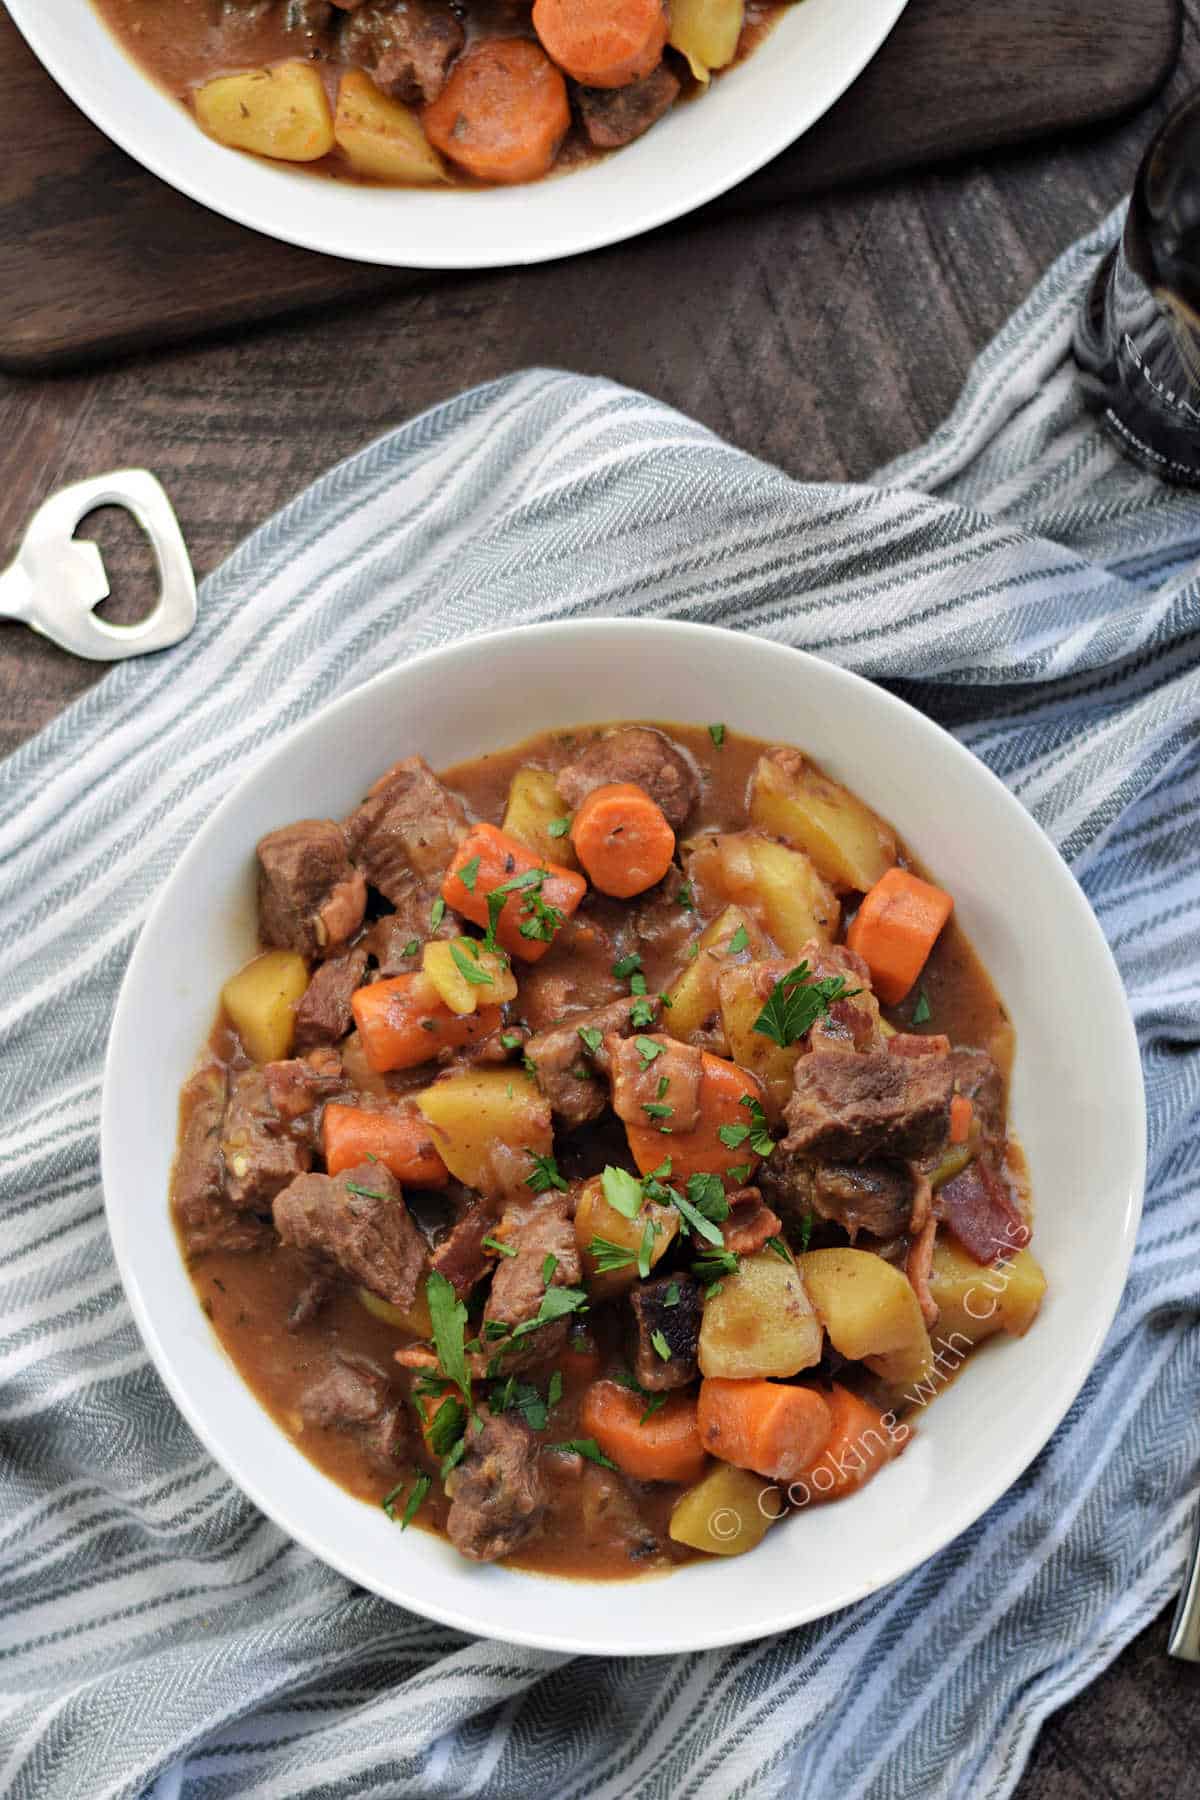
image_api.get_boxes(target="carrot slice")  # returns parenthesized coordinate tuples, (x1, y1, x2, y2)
(786, 1383, 901, 1503)
(532, 0, 668, 89)
(625, 1050, 767, 1185)
(949, 1094, 973, 1145)
(697, 1378, 832, 1482)
(350, 973, 502, 1072)
(569, 781, 676, 899)
(423, 40, 569, 185)
(846, 867, 954, 1005)
(441, 821, 586, 964)
(323, 1102, 449, 1186)
(579, 1379, 707, 1484)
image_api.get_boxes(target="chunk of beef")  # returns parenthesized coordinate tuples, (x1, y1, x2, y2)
(429, 1203, 495, 1299)
(791, 940, 886, 1055)
(722, 1187, 782, 1256)
(344, 754, 469, 907)
(783, 1049, 958, 1163)
(339, 2, 465, 109)
(294, 944, 368, 1049)
(527, 995, 661, 1127)
(482, 1193, 581, 1375)
(257, 819, 366, 957)
(362, 909, 448, 977)
(222, 1066, 312, 1210)
(445, 1411, 545, 1562)
(556, 727, 699, 831)
(608, 1032, 702, 1133)
(273, 1161, 426, 1307)
(263, 1045, 344, 1124)
(934, 1156, 1030, 1264)
(173, 1065, 267, 1255)
(575, 64, 680, 150)
(630, 1274, 702, 1391)
(299, 1353, 408, 1474)
(288, 1262, 335, 1330)
(810, 1160, 914, 1240)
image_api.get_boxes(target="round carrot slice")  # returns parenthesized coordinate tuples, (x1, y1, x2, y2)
(532, 0, 669, 89)
(569, 780, 675, 898)
(423, 40, 570, 186)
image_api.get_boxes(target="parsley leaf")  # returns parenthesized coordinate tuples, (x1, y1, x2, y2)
(665, 1281, 680, 1306)
(630, 997, 657, 1029)
(550, 1437, 618, 1470)
(542, 1253, 559, 1285)
(548, 1369, 563, 1406)
(686, 1172, 729, 1223)
(500, 1031, 523, 1050)
(587, 1235, 638, 1273)
(612, 951, 643, 979)
(344, 1181, 391, 1201)
(642, 1102, 673, 1120)
(401, 938, 420, 958)
(527, 1152, 569, 1194)
(651, 1329, 672, 1362)
(765, 1235, 793, 1264)
(426, 1395, 467, 1456)
(740, 1094, 776, 1157)
(482, 1234, 517, 1258)
(450, 940, 494, 987)
(693, 1247, 740, 1286)
(547, 816, 571, 839)
(725, 1161, 752, 1184)
(630, 972, 648, 996)
(912, 987, 932, 1025)
(491, 1378, 549, 1433)
(505, 1286, 587, 1343)
(670, 1186, 726, 1246)
(708, 723, 726, 748)
(426, 1270, 473, 1411)
(430, 896, 446, 933)
(799, 1211, 814, 1252)
(578, 1025, 603, 1056)
(718, 1122, 750, 1150)
(637, 1215, 658, 1280)
(676, 882, 695, 911)
(458, 855, 482, 893)
(635, 1035, 665, 1069)
(383, 1473, 431, 1529)
(601, 1166, 644, 1219)
(727, 924, 750, 955)
(753, 961, 862, 1049)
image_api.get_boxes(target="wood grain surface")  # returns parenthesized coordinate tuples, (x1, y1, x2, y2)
(0, 0, 1180, 369)
(1, 0, 1198, 1788)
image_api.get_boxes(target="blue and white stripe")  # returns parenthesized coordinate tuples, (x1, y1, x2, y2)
(0, 204, 1197, 1800)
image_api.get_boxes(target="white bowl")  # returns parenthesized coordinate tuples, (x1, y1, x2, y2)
(10, 0, 907, 267)
(101, 620, 1144, 1655)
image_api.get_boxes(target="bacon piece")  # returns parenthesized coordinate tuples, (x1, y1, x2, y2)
(887, 1033, 951, 1059)
(906, 1215, 938, 1329)
(722, 1187, 782, 1256)
(934, 1157, 1030, 1264)
(430, 1204, 496, 1300)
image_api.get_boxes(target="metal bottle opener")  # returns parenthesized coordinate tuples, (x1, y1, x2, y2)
(0, 470, 196, 661)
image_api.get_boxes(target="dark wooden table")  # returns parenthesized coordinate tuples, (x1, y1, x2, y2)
(3, 0, 1198, 1788)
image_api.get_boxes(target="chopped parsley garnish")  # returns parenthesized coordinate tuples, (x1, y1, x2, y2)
(550, 1438, 618, 1470)
(344, 1182, 391, 1201)
(482, 867, 562, 950)
(506, 1286, 587, 1343)
(430, 896, 446, 933)
(912, 987, 932, 1025)
(765, 1235, 793, 1264)
(426, 1270, 473, 1412)
(728, 924, 750, 955)
(725, 1162, 751, 1184)
(548, 1369, 563, 1407)
(665, 1282, 680, 1306)
(612, 951, 643, 980)
(676, 882, 696, 911)
(753, 960, 862, 1049)
(500, 1031, 523, 1050)
(458, 855, 482, 893)
(587, 1235, 638, 1273)
(718, 1123, 749, 1150)
(687, 942, 700, 961)
(693, 1248, 740, 1286)
(527, 1152, 569, 1194)
(708, 722, 726, 748)
(383, 1473, 430, 1529)
(685, 1172, 730, 1223)
(740, 1094, 776, 1155)
(670, 1185, 726, 1247)
(450, 940, 493, 986)
(630, 972, 648, 996)
(401, 939, 420, 958)
(522, 1054, 538, 1078)
(425, 1396, 467, 1457)
(518, 888, 565, 944)
(482, 1234, 517, 1258)
(546, 816, 571, 839)
(629, 997, 657, 1029)
(637, 1216, 659, 1279)
(642, 1102, 673, 1120)
(578, 1025, 604, 1056)
(635, 1035, 665, 1069)
(656, 1075, 669, 1098)
(610, 1367, 667, 1425)
(799, 1211, 815, 1253)
(542, 1253, 559, 1285)
(491, 1377, 550, 1433)
(651, 1329, 672, 1363)
(601, 1165, 644, 1219)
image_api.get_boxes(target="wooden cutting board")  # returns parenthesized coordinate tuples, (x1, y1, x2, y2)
(0, 0, 1179, 372)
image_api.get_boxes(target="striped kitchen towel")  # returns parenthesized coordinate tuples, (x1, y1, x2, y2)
(1, 204, 1197, 1800)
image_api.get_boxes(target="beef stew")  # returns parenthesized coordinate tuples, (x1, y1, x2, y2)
(171, 720, 1045, 1579)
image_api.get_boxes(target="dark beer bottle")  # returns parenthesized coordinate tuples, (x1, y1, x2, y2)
(1073, 89, 1200, 483)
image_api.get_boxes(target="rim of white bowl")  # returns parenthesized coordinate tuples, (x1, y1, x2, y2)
(9, 0, 910, 268)
(101, 620, 1145, 1653)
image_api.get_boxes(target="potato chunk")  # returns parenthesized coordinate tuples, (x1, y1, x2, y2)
(717, 961, 801, 1123)
(501, 767, 579, 870)
(669, 1461, 783, 1556)
(699, 1249, 823, 1379)
(415, 1067, 551, 1191)
(669, 0, 744, 82)
(664, 903, 763, 1043)
(221, 949, 308, 1063)
(685, 833, 839, 957)
(334, 69, 448, 183)
(800, 1247, 933, 1387)
(927, 1238, 1047, 1348)
(574, 1175, 678, 1299)
(422, 938, 517, 1015)
(195, 63, 335, 163)
(358, 1285, 434, 1337)
(750, 750, 897, 893)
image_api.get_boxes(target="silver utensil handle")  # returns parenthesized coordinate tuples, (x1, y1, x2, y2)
(1168, 1502, 1200, 1661)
